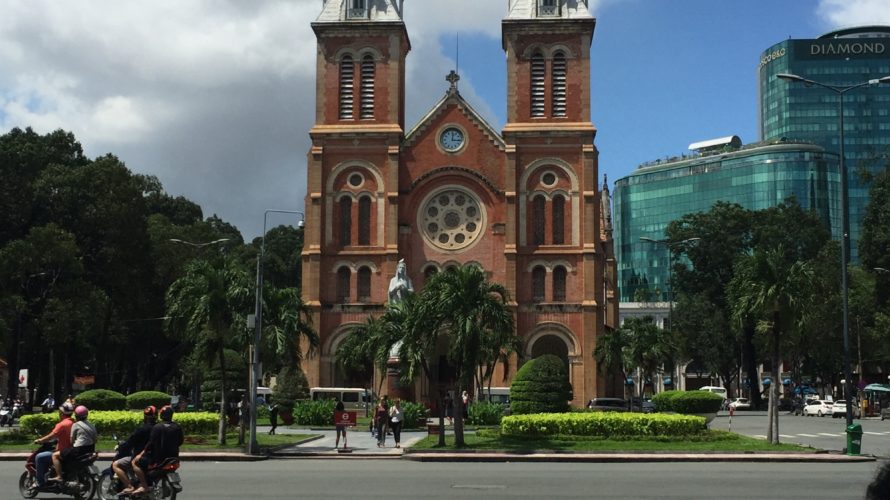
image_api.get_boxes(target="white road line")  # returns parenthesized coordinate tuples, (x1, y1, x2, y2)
(797, 433, 819, 437)
(753, 435, 767, 439)
(864, 431, 884, 436)
(818, 432, 842, 437)
(779, 434, 794, 439)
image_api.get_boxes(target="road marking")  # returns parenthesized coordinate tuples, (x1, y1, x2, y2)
(753, 435, 767, 439)
(797, 433, 819, 437)
(779, 434, 794, 438)
(818, 433, 842, 437)
(453, 485, 507, 490)
(864, 431, 884, 436)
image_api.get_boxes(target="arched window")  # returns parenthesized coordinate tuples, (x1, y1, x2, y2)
(532, 195, 546, 245)
(339, 197, 352, 246)
(339, 56, 354, 120)
(357, 266, 371, 302)
(553, 266, 567, 302)
(424, 266, 438, 281)
(530, 52, 546, 118)
(552, 194, 565, 245)
(552, 51, 566, 117)
(360, 55, 375, 119)
(532, 266, 546, 302)
(337, 267, 351, 303)
(358, 195, 371, 245)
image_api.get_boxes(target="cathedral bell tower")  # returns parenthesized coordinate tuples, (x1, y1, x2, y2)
(302, 0, 410, 388)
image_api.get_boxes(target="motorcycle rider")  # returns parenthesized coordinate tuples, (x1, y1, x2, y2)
(50, 405, 97, 482)
(41, 394, 56, 413)
(113, 406, 157, 493)
(130, 405, 183, 496)
(32, 402, 75, 487)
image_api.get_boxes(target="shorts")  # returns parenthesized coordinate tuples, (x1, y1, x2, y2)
(335, 425, 346, 434)
(113, 456, 134, 470)
(61, 445, 93, 462)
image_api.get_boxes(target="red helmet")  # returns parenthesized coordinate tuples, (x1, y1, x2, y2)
(159, 405, 174, 421)
(144, 405, 157, 418)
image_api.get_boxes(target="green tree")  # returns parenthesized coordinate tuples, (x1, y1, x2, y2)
(251, 286, 318, 377)
(621, 316, 677, 399)
(165, 259, 251, 444)
(729, 246, 816, 444)
(860, 165, 890, 307)
(594, 327, 629, 397)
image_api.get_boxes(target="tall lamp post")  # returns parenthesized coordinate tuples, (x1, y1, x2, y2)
(640, 236, 700, 390)
(249, 210, 305, 455)
(777, 73, 890, 428)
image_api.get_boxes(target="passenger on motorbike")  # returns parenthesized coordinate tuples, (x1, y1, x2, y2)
(32, 402, 74, 487)
(130, 405, 183, 496)
(113, 405, 157, 493)
(50, 405, 97, 482)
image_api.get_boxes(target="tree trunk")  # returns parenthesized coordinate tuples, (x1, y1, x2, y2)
(217, 345, 228, 445)
(454, 388, 465, 447)
(769, 314, 781, 445)
(742, 323, 761, 409)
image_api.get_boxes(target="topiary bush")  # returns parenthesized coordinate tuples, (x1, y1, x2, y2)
(510, 355, 573, 415)
(467, 401, 504, 426)
(651, 390, 723, 414)
(75, 389, 126, 411)
(20, 411, 217, 436)
(651, 390, 681, 413)
(500, 412, 707, 438)
(293, 399, 336, 426)
(273, 366, 310, 411)
(126, 391, 171, 410)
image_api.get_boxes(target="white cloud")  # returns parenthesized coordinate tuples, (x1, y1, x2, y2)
(816, 0, 890, 27)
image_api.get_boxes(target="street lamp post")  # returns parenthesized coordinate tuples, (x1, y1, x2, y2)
(640, 236, 701, 390)
(777, 72, 890, 428)
(249, 210, 305, 455)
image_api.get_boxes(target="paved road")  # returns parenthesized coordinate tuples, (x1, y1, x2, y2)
(3, 460, 883, 499)
(711, 411, 890, 456)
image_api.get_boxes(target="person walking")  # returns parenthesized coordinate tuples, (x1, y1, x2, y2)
(389, 399, 404, 448)
(374, 398, 388, 448)
(268, 403, 278, 435)
(334, 399, 347, 449)
(444, 394, 454, 425)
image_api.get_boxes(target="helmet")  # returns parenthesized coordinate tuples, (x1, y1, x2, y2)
(74, 405, 89, 420)
(59, 403, 74, 415)
(159, 405, 174, 422)
(144, 405, 158, 419)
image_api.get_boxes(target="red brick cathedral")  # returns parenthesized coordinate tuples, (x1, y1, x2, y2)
(300, 0, 618, 406)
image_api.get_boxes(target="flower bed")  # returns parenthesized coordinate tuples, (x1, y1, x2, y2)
(500, 412, 706, 438)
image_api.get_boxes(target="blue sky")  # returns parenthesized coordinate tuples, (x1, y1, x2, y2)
(0, 0, 887, 238)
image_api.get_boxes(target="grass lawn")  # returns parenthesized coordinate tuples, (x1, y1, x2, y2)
(409, 430, 815, 453)
(0, 432, 316, 453)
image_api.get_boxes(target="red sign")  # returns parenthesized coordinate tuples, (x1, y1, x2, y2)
(73, 375, 95, 386)
(334, 411, 357, 427)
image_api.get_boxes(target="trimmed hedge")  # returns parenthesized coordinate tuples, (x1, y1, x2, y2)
(510, 355, 573, 415)
(652, 390, 723, 414)
(75, 389, 126, 410)
(20, 411, 217, 436)
(467, 401, 504, 426)
(293, 400, 336, 426)
(126, 391, 172, 410)
(501, 412, 707, 438)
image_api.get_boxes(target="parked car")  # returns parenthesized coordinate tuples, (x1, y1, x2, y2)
(586, 398, 629, 412)
(803, 399, 834, 417)
(728, 398, 751, 411)
(641, 399, 656, 413)
(881, 406, 890, 421)
(831, 400, 861, 419)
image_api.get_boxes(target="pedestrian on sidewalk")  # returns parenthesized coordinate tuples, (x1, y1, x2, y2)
(268, 403, 278, 435)
(389, 399, 404, 448)
(374, 398, 388, 448)
(334, 399, 347, 449)
(444, 394, 453, 425)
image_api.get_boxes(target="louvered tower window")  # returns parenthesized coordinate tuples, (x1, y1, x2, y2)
(530, 52, 546, 117)
(348, 0, 367, 19)
(360, 55, 375, 119)
(339, 56, 354, 120)
(552, 194, 565, 244)
(339, 197, 352, 246)
(532, 266, 546, 302)
(358, 195, 371, 245)
(552, 51, 567, 117)
(553, 266, 567, 302)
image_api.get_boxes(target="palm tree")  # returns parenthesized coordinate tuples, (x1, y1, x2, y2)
(594, 327, 629, 397)
(250, 286, 318, 374)
(166, 258, 250, 445)
(416, 265, 517, 446)
(622, 316, 676, 399)
(729, 246, 815, 444)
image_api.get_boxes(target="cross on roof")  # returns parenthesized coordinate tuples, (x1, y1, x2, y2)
(446, 70, 460, 90)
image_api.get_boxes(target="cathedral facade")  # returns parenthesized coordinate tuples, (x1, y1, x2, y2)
(300, 0, 618, 406)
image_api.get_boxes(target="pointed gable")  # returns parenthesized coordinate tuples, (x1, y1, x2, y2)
(404, 88, 506, 152)
(316, 0, 404, 23)
(506, 0, 592, 20)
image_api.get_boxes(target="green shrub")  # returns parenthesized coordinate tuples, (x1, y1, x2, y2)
(500, 412, 706, 438)
(510, 355, 573, 415)
(20, 411, 217, 436)
(125, 391, 172, 410)
(75, 389, 127, 411)
(273, 366, 309, 411)
(652, 390, 723, 414)
(293, 399, 336, 426)
(467, 401, 504, 426)
(399, 402, 429, 428)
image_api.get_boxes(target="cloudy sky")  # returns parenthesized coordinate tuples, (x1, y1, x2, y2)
(2, 0, 889, 238)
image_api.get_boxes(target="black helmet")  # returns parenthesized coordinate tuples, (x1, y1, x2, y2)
(159, 405, 174, 422)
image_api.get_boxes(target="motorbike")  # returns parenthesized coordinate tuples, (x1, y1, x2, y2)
(97, 439, 183, 500)
(11, 400, 23, 422)
(0, 403, 12, 427)
(19, 441, 98, 500)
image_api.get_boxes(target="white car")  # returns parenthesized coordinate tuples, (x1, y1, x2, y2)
(803, 399, 834, 417)
(728, 398, 751, 410)
(831, 400, 861, 419)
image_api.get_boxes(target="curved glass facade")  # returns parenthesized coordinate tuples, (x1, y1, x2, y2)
(614, 143, 839, 302)
(759, 28, 890, 262)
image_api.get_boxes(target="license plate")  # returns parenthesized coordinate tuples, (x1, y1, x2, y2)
(168, 472, 180, 483)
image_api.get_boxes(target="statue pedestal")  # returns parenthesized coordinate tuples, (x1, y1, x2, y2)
(386, 358, 411, 401)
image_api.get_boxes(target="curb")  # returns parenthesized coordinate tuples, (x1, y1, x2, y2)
(0, 452, 268, 462)
(401, 452, 877, 463)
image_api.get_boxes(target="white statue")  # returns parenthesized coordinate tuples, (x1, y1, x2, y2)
(387, 259, 414, 305)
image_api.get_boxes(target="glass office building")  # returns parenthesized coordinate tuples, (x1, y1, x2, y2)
(613, 141, 839, 302)
(760, 26, 890, 262)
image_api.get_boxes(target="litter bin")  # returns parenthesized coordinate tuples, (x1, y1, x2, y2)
(846, 423, 863, 455)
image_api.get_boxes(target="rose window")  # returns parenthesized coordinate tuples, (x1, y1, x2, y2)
(419, 188, 485, 251)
